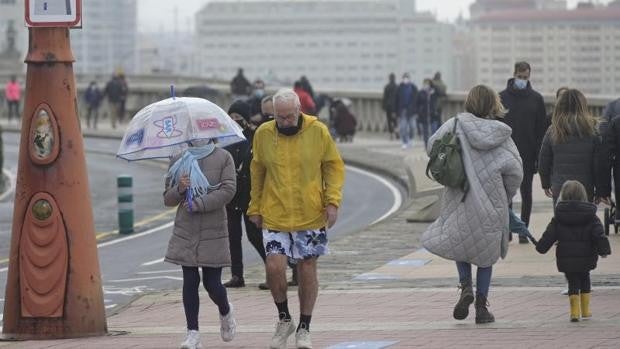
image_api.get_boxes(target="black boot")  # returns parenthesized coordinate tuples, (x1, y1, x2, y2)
(453, 280, 474, 320)
(223, 275, 245, 288)
(475, 294, 495, 324)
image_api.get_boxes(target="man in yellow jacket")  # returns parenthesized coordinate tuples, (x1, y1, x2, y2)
(248, 88, 345, 349)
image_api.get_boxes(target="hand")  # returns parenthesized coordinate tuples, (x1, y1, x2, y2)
(325, 204, 339, 228)
(599, 197, 612, 206)
(178, 174, 191, 193)
(601, 255, 608, 258)
(544, 188, 553, 198)
(249, 215, 263, 228)
(182, 199, 196, 212)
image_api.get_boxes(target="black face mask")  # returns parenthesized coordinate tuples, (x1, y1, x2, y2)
(276, 115, 303, 136)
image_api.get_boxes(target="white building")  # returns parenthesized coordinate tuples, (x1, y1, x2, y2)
(70, 0, 137, 76)
(194, 0, 454, 91)
(471, 4, 620, 95)
(0, 0, 28, 64)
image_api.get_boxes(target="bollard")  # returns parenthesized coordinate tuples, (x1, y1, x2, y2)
(117, 175, 134, 234)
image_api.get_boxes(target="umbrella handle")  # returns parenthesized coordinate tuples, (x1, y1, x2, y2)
(171, 85, 176, 100)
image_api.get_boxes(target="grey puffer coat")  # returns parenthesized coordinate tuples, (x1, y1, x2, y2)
(163, 148, 236, 267)
(422, 113, 523, 268)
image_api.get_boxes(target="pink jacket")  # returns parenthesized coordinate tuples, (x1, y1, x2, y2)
(5, 81, 21, 101)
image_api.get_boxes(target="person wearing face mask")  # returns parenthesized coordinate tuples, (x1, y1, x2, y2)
(248, 88, 345, 349)
(223, 100, 269, 290)
(395, 73, 418, 149)
(248, 79, 266, 118)
(499, 61, 547, 244)
(416, 78, 437, 147)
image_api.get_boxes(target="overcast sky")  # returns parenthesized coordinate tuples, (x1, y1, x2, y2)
(137, 0, 613, 32)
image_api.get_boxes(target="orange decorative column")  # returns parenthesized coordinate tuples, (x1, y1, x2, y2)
(2, 27, 107, 339)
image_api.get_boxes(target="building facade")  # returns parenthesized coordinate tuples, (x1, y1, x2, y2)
(0, 0, 27, 73)
(70, 0, 137, 76)
(471, 4, 620, 96)
(194, 0, 453, 91)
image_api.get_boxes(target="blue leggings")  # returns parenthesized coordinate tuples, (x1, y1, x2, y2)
(456, 262, 492, 297)
(182, 266, 230, 331)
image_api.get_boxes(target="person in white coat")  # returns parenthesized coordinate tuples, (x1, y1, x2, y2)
(422, 85, 523, 324)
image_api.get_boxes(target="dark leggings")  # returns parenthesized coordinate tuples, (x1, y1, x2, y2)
(182, 266, 230, 331)
(519, 171, 534, 226)
(565, 272, 591, 295)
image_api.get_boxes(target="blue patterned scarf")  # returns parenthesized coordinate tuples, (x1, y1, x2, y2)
(167, 143, 218, 211)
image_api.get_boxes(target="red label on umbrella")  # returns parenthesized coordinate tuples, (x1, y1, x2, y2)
(196, 118, 221, 130)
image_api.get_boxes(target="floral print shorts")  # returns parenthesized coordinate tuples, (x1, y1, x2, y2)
(262, 228, 329, 261)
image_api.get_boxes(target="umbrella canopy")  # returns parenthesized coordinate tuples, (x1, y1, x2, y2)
(117, 97, 245, 161)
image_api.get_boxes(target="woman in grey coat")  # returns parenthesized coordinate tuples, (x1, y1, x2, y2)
(538, 88, 609, 205)
(422, 85, 523, 324)
(164, 139, 238, 349)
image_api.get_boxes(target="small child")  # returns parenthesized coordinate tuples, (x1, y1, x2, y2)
(536, 180, 611, 322)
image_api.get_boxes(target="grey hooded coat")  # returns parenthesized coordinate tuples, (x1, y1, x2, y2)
(422, 113, 524, 268)
(163, 148, 236, 268)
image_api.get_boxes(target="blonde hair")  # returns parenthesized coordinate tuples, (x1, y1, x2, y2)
(550, 88, 597, 144)
(465, 85, 507, 120)
(558, 180, 588, 202)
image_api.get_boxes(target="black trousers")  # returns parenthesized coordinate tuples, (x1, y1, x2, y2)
(7, 100, 19, 120)
(519, 171, 534, 226)
(385, 111, 396, 134)
(227, 206, 266, 278)
(565, 272, 591, 295)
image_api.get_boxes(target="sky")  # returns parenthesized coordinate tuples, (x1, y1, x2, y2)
(137, 0, 613, 33)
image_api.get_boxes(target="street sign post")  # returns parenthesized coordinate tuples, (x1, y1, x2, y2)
(2, 0, 106, 339)
(25, 0, 82, 27)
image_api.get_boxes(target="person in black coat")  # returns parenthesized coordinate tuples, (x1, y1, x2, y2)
(536, 180, 611, 322)
(382, 73, 398, 139)
(223, 100, 268, 290)
(416, 78, 437, 148)
(500, 61, 547, 242)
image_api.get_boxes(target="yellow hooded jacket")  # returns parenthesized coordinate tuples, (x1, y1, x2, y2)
(248, 114, 345, 232)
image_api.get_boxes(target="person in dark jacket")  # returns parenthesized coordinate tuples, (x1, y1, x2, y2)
(382, 73, 398, 139)
(536, 180, 611, 322)
(333, 100, 357, 142)
(416, 78, 437, 147)
(538, 88, 610, 205)
(395, 73, 418, 149)
(230, 68, 252, 100)
(104, 74, 124, 129)
(84, 81, 103, 129)
(602, 99, 620, 220)
(432, 72, 447, 133)
(603, 97, 620, 122)
(223, 100, 268, 290)
(247, 79, 266, 118)
(500, 61, 547, 243)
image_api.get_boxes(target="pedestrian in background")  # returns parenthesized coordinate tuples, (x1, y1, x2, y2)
(422, 85, 523, 324)
(84, 81, 103, 130)
(4, 75, 21, 122)
(230, 68, 252, 101)
(382, 73, 398, 140)
(603, 96, 620, 122)
(117, 73, 129, 124)
(432, 71, 447, 133)
(299, 76, 315, 103)
(333, 99, 357, 143)
(294, 80, 316, 115)
(500, 61, 547, 242)
(248, 89, 345, 348)
(395, 73, 418, 149)
(416, 78, 437, 147)
(248, 79, 266, 118)
(538, 88, 609, 205)
(223, 100, 268, 290)
(104, 74, 124, 129)
(536, 180, 611, 322)
(163, 139, 238, 349)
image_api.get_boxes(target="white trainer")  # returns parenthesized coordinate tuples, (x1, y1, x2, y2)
(180, 330, 203, 349)
(270, 319, 296, 349)
(220, 303, 237, 342)
(295, 328, 313, 349)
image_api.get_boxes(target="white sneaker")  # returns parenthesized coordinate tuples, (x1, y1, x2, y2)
(295, 328, 313, 349)
(220, 303, 236, 342)
(270, 319, 296, 349)
(180, 330, 203, 349)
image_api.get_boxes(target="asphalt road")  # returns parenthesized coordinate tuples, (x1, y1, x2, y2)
(0, 133, 402, 315)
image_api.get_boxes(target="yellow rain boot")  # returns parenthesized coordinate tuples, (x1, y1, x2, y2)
(569, 295, 580, 322)
(581, 292, 592, 319)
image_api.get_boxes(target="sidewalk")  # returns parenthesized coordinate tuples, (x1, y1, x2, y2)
(1, 121, 620, 348)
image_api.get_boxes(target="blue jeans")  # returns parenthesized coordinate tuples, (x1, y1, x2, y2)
(399, 110, 415, 145)
(456, 262, 492, 297)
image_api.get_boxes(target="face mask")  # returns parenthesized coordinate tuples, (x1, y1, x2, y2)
(254, 89, 265, 98)
(514, 78, 528, 90)
(276, 115, 303, 136)
(403, 78, 410, 84)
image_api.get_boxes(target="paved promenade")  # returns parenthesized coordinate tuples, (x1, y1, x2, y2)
(1, 121, 619, 348)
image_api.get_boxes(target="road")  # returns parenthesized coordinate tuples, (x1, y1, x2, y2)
(0, 133, 402, 315)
